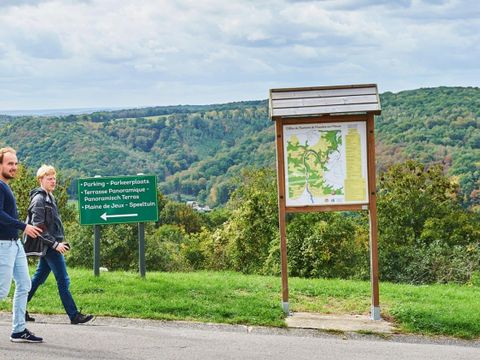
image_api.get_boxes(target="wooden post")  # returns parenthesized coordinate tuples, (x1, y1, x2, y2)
(367, 114, 380, 320)
(275, 120, 289, 314)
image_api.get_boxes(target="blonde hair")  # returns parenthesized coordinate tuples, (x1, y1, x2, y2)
(36, 164, 56, 181)
(0, 147, 16, 164)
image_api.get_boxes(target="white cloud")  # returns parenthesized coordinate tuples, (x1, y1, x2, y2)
(0, 0, 478, 110)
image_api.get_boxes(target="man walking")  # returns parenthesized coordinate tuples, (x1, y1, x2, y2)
(0, 147, 44, 343)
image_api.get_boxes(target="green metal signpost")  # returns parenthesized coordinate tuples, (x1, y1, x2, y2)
(78, 175, 158, 277)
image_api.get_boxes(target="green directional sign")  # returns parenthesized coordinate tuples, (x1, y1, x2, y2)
(78, 175, 158, 225)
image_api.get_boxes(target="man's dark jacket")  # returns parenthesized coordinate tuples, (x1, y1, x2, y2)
(23, 188, 65, 257)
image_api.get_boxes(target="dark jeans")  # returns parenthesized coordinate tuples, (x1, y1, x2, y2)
(27, 247, 78, 320)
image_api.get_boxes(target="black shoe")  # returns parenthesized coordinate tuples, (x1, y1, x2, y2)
(25, 311, 35, 322)
(71, 312, 94, 325)
(10, 328, 43, 343)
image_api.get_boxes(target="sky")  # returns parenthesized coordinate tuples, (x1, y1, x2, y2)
(0, 0, 478, 111)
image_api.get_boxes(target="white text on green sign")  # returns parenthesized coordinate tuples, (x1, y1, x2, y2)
(78, 175, 158, 225)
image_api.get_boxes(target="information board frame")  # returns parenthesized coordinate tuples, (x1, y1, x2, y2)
(270, 83, 381, 320)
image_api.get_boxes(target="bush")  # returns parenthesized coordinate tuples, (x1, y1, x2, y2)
(286, 212, 369, 279)
(405, 242, 480, 284)
(146, 225, 190, 271)
(470, 271, 480, 286)
(378, 160, 480, 283)
(219, 168, 278, 274)
(64, 222, 94, 268)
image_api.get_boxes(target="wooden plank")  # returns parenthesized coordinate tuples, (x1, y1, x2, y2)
(272, 94, 378, 109)
(270, 83, 377, 93)
(286, 204, 367, 213)
(272, 103, 381, 117)
(271, 86, 377, 100)
(280, 114, 367, 124)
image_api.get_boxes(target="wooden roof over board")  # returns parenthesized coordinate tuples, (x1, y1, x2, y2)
(269, 84, 381, 119)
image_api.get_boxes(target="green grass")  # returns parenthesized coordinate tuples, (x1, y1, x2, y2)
(1, 269, 479, 339)
(1, 270, 285, 327)
(382, 282, 480, 339)
(289, 277, 480, 339)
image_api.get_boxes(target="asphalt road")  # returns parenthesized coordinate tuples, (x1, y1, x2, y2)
(0, 314, 479, 360)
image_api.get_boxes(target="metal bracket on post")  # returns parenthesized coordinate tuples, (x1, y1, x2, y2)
(371, 306, 381, 320)
(282, 302, 290, 315)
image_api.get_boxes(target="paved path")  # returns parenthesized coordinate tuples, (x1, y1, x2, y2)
(0, 313, 479, 360)
(286, 312, 394, 333)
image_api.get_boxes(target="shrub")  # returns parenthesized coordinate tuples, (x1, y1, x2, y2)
(146, 225, 190, 271)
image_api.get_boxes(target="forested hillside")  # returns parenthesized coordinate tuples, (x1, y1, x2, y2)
(0, 87, 478, 208)
(376, 87, 479, 207)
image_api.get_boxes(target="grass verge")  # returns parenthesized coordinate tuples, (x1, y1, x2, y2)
(1, 269, 479, 339)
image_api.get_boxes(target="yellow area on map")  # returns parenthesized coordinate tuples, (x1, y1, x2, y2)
(287, 135, 305, 199)
(344, 127, 366, 201)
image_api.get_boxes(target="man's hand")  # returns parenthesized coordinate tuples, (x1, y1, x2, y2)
(55, 243, 69, 254)
(24, 224, 42, 238)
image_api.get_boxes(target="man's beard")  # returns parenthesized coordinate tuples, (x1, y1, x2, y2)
(2, 170, 15, 180)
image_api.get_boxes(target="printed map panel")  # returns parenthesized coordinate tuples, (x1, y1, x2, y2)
(283, 122, 368, 206)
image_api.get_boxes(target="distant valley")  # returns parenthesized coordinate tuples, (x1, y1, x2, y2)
(0, 87, 478, 208)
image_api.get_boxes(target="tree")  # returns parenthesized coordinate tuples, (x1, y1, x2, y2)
(10, 165, 37, 222)
(159, 201, 203, 234)
(215, 168, 278, 274)
(377, 160, 479, 283)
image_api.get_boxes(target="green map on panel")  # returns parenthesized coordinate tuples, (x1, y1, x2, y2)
(286, 130, 343, 202)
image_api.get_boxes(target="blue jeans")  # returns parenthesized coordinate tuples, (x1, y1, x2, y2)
(28, 247, 78, 320)
(0, 240, 31, 333)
